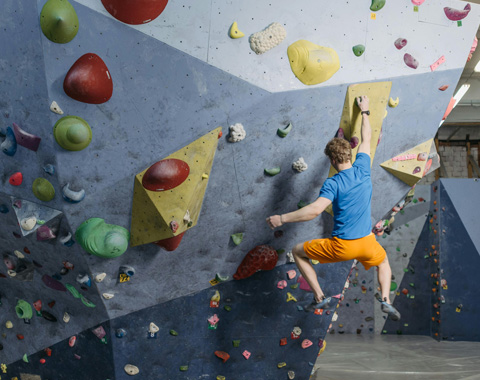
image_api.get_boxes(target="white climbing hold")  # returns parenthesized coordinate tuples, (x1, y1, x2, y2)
(63, 312, 71, 323)
(124, 364, 139, 376)
(20, 216, 37, 231)
(94, 272, 107, 283)
(228, 123, 246, 142)
(13, 250, 25, 259)
(249, 22, 286, 54)
(5, 321, 13, 328)
(183, 210, 191, 224)
(50, 101, 64, 115)
(332, 312, 339, 322)
(292, 157, 308, 173)
(102, 293, 114, 300)
(286, 251, 295, 263)
(149, 322, 159, 333)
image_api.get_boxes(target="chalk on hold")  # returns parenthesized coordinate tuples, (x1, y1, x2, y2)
(370, 0, 386, 11)
(292, 157, 308, 172)
(287, 40, 340, 85)
(394, 38, 407, 50)
(388, 97, 399, 108)
(352, 44, 365, 57)
(444, 3, 471, 21)
(124, 364, 139, 376)
(249, 22, 286, 54)
(264, 167, 281, 176)
(50, 101, 64, 115)
(231, 233, 244, 245)
(404, 53, 419, 69)
(228, 123, 246, 142)
(277, 123, 292, 138)
(229, 21, 244, 39)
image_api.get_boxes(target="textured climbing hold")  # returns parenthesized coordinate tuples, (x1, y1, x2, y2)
(43, 164, 56, 175)
(13, 123, 41, 151)
(50, 101, 64, 115)
(54, 115, 92, 151)
(264, 167, 281, 176)
(286, 292, 297, 302)
(64, 53, 113, 104)
(211, 290, 221, 305)
(142, 159, 190, 191)
(8, 172, 23, 186)
(287, 40, 340, 85)
(1, 126, 17, 156)
(215, 351, 230, 363)
(394, 38, 407, 50)
(388, 97, 399, 108)
(370, 0, 386, 11)
(228, 123, 246, 142)
(81, 295, 96, 308)
(352, 44, 365, 57)
(444, 4, 471, 21)
(404, 53, 419, 69)
(40, 0, 78, 43)
(170, 220, 179, 233)
(439, 85, 449, 91)
(229, 21, 244, 39)
(75, 218, 130, 258)
(65, 283, 81, 298)
(101, 0, 168, 25)
(115, 328, 126, 338)
(62, 183, 85, 203)
(233, 245, 278, 280)
(292, 157, 308, 173)
(20, 217, 37, 231)
(208, 314, 219, 327)
(124, 364, 139, 376)
(231, 233, 244, 245)
(17, 334, 24, 340)
(15, 300, 33, 319)
(277, 123, 292, 138)
(32, 178, 55, 202)
(249, 22, 286, 54)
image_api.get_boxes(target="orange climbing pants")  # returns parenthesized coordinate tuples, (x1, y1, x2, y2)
(303, 233, 386, 270)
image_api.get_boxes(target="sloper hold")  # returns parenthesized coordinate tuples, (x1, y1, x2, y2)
(101, 0, 168, 25)
(130, 127, 221, 247)
(444, 3, 471, 21)
(32, 178, 55, 202)
(142, 159, 190, 191)
(54, 116, 92, 151)
(352, 44, 365, 57)
(13, 123, 41, 151)
(64, 53, 113, 104)
(40, 0, 79, 44)
(233, 245, 278, 280)
(287, 40, 340, 85)
(370, 0, 386, 12)
(380, 139, 434, 186)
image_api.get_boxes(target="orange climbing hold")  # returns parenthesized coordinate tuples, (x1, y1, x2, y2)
(214, 351, 230, 363)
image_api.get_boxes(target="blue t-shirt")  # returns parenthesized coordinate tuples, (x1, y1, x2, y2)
(319, 153, 372, 239)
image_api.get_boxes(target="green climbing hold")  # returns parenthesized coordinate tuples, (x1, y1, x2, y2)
(290, 283, 299, 289)
(75, 218, 130, 259)
(65, 283, 81, 298)
(405, 223, 409, 227)
(170, 330, 178, 336)
(297, 200, 308, 209)
(37, 219, 46, 225)
(390, 281, 397, 291)
(232, 340, 240, 347)
(403, 268, 409, 273)
(215, 273, 229, 282)
(180, 366, 188, 372)
(277, 123, 292, 138)
(276, 249, 285, 255)
(231, 233, 244, 245)
(22, 353, 29, 363)
(40, 0, 79, 44)
(409, 282, 415, 288)
(15, 300, 33, 319)
(224, 305, 232, 312)
(396, 247, 401, 252)
(412, 199, 418, 203)
(32, 178, 55, 202)
(80, 295, 96, 308)
(53, 116, 92, 151)
(370, 0, 386, 11)
(264, 167, 281, 176)
(352, 44, 365, 57)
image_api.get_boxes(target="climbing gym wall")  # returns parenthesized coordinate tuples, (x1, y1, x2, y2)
(1, 0, 479, 379)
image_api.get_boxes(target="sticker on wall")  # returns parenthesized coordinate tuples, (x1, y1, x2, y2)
(40, 0, 79, 44)
(101, 0, 168, 25)
(63, 53, 113, 104)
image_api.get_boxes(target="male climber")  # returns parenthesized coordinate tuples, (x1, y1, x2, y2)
(266, 95, 400, 321)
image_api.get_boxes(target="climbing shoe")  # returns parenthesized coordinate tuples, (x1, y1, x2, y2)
(379, 297, 401, 321)
(304, 296, 334, 312)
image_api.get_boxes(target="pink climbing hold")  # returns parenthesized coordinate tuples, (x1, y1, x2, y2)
(277, 280, 287, 289)
(301, 339, 313, 349)
(92, 326, 106, 340)
(233, 245, 278, 280)
(411, 0, 425, 5)
(37, 225, 56, 241)
(394, 38, 407, 50)
(350, 136, 359, 149)
(170, 220, 179, 233)
(404, 53, 419, 69)
(242, 350, 251, 360)
(297, 276, 312, 292)
(444, 3, 471, 21)
(208, 314, 219, 326)
(335, 128, 345, 139)
(286, 270, 296, 280)
(412, 166, 421, 174)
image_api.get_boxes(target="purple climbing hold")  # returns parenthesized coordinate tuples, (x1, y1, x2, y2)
(444, 3, 471, 21)
(404, 53, 419, 69)
(13, 123, 41, 152)
(394, 38, 407, 50)
(335, 128, 345, 139)
(350, 136, 359, 149)
(92, 326, 106, 339)
(412, 166, 421, 174)
(42, 274, 67, 291)
(37, 225, 56, 241)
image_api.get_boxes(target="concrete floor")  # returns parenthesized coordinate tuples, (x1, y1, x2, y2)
(312, 335, 480, 380)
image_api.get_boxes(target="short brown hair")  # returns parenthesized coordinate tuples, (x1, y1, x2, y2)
(324, 138, 352, 163)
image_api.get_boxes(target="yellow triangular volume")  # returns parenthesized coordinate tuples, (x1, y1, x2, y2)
(326, 81, 392, 215)
(130, 127, 221, 246)
(380, 139, 434, 186)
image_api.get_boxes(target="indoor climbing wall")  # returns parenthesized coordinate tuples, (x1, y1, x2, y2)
(1, 0, 480, 379)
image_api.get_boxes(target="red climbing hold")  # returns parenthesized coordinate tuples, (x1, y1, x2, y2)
(40, 358, 46, 364)
(214, 350, 230, 363)
(444, 3, 471, 21)
(9, 172, 23, 186)
(142, 159, 190, 192)
(439, 85, 449, 91)
(33, 300, 42, 312)
(17, 334, 24, 340)
(101, 0, 168, 25)
(153, 231, 185, 251)
(233, 245, 278, 280)
(64, 53, 113, 104)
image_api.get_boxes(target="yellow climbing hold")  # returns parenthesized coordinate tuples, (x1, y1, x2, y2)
(286, 292, 297, 302)
(278, 362, 287, 368)
(287, 40, 340, 85)
(229, 21, 244, 39)
(211, 290, 220, 303)
(388, 97, 399, 108)
(311, 259, 319, 265)
(216, 376, 226, 380)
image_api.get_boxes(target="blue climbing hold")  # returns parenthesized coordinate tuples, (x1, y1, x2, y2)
(1, 126, 17, 156)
